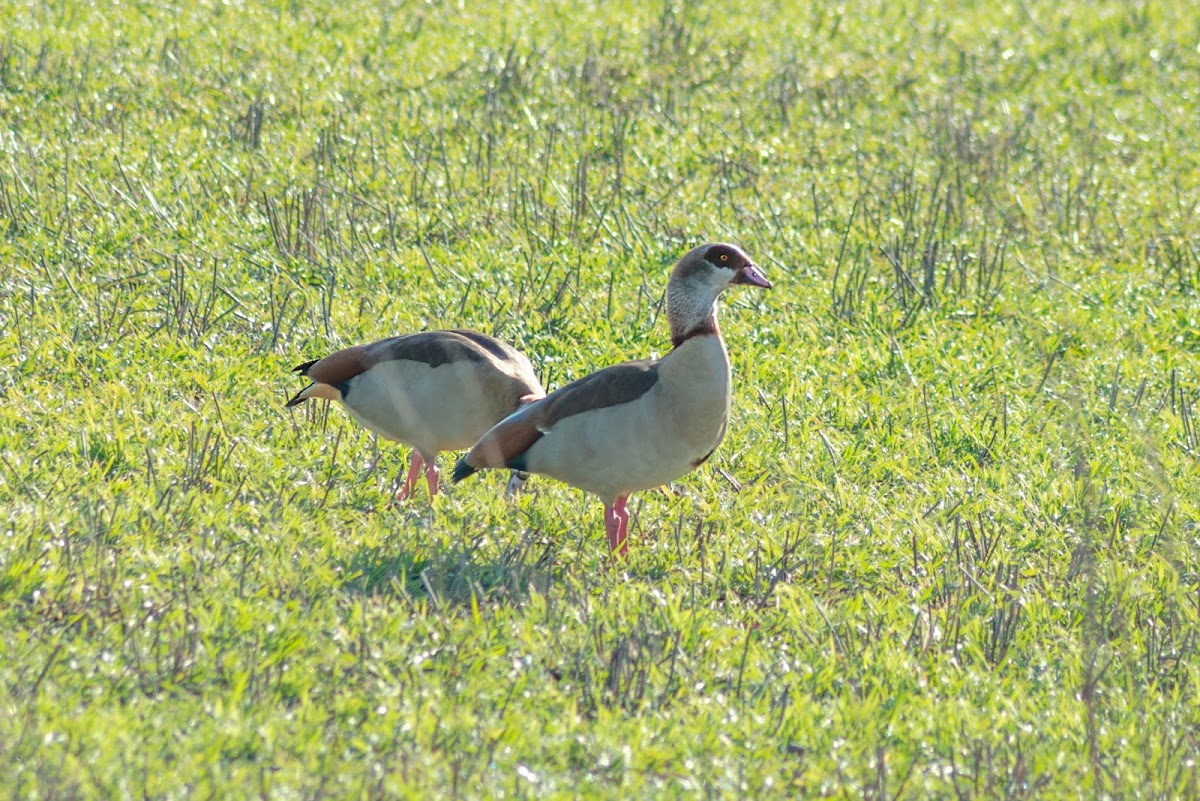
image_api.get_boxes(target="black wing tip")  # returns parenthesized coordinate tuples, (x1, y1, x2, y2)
(284, 384, 313, 408)
(451, 458, 478, 484)
(287, 358, 321, 407)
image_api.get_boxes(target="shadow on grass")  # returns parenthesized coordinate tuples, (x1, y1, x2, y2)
(335, 530, 562, 608)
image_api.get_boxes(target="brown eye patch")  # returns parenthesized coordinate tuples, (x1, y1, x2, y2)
(703, 244, 743, 269)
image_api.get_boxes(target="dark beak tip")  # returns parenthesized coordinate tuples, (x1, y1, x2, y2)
(738, 263, 772, 289)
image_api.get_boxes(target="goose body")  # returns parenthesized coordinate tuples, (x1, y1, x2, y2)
(287, 329, 544, 500)
(453, 243, 771, 554)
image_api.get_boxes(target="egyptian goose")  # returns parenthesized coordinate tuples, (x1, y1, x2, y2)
(286, 329, 545, 501)
(452, 243, 771, 555)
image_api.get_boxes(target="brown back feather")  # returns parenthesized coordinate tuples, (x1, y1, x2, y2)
(364, 330, 496, 370)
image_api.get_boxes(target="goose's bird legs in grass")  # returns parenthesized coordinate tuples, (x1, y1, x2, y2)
(287, 329, 544, 502)
(453, 243, 771, 555)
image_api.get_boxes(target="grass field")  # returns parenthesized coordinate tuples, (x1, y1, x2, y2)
(2, 0, 1199, 796)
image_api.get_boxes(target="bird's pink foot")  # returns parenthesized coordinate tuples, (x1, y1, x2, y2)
(423, 457, 440, 497)
(605, 495, 630, 557)
(394, 451, 425, 502)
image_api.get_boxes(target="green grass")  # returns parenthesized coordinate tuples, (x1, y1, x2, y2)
(2, 0, 1199, 796)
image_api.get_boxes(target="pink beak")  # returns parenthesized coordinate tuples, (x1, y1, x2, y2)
(735, 263, 772, 289)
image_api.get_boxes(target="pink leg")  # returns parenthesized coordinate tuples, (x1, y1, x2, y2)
(605, 495, 630, 557)
(423, 456, 440, 497)
(395, 451, 424, 502)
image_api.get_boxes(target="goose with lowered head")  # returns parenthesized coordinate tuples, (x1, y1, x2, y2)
(287, 329, 544, 501)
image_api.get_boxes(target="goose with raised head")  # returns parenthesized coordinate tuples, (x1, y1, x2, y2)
(452, 244, 771, 555)
(287, 329, 544, 501)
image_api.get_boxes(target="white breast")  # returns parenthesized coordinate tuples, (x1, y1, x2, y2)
(525, 335, 732, 502)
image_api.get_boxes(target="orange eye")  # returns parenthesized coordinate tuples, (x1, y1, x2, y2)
(721, 254, 728, 261)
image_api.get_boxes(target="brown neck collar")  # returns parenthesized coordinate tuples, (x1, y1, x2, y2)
(671, 313, 720, 349)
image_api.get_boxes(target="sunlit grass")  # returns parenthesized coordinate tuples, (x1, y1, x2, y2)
(1, 0, 1198, 797)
